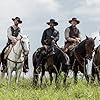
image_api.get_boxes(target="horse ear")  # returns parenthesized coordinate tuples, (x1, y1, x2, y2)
(26, 34, 29, 38)
(85, 35, 89, 40)
(20, 35, 23, 39)
(94, 37, 96, 40)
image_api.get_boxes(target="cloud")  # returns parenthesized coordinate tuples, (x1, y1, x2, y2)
(73, 0, 100, 21)
(0, 0, 60, 48)
(86, 0, 100, 6)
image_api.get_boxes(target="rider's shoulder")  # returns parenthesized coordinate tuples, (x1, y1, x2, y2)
(43, 28, 49, 32)
(54, 29, 59, 34)
(65, 27, 70, 32)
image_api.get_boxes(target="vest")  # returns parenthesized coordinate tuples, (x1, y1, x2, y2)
(8, 26, 20, 44)
(69, 26, 80, 38)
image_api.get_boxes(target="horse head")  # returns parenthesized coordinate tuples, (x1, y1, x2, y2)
(85, 36, 96, 60)
(20, 35, 30, 55)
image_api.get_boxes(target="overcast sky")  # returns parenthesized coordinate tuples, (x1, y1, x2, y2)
(0, 0, 100, 77)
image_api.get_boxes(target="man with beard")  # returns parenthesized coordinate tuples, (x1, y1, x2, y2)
(64, 18, 81, 53)
(0, 17, 29, 73)
(37, 19, 59, 68)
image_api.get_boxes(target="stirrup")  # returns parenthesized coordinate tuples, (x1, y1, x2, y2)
(1, 66, 7, 73)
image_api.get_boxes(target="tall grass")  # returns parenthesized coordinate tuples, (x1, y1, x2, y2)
(0, 77, 100, 100)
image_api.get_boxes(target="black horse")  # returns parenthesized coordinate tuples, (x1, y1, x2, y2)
(0, 53, 1, 66)
(91, 45, 100, 84)
(67, 36, 95, 83)
(32, 46, 70, 85)
(32, 47, 43, 85)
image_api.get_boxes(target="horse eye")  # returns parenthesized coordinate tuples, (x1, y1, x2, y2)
(21, 41, 24, 44)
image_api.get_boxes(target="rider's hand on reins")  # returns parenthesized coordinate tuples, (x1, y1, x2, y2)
(51, 40, 55, 45)
(51, 36, 54, 39)
(43, 45, 48, 50)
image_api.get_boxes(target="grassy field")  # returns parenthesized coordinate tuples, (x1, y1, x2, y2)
(0, 77, 100, 100)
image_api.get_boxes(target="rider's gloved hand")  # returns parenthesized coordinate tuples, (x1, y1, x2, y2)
(16, 35, 22, 40)
(11, 38, 17, 45)
(51, 40, 55, 45)
(75, 38, 81, 44)
(12, 38, 17, 43)
(51, 36, 54, 39)
(43, 45, 47, 50)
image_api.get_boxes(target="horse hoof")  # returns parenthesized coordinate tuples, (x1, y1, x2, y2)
(1, 68, 7, 73)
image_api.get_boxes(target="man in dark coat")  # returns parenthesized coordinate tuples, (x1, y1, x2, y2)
(0, 17, 29, 73)
(37, 19, 59, 68)
(64, 18, 81, 53)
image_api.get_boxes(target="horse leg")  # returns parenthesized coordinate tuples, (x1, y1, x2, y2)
(33, 69, 39, 85)
(84, 66, 89, 83)
(8, 67, 12, 85)
(90, 66, 95, 84)
(63, 71, 68, 85)
(55, 72, 58, 84)
(49, 71, 53, 85)
(0, 72, 5, 84)
(85, 74, 89, 84)
(96, 69, 100, 84)
(15, 70, 17, 83)
(40, 69, 45, 84)
(15, 68, 22, 84)
(73, 66, 78, 84)
(91, 73, 95, 84)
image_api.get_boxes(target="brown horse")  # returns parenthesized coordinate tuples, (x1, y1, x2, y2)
(91, 45, 100, 83)
(67, 36, 95, 83)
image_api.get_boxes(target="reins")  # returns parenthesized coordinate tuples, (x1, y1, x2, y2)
(7, 39, 26, 65)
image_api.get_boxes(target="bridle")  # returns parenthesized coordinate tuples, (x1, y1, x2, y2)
(73, 39, 94, 67)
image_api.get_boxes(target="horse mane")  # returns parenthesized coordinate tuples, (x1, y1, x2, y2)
(75, 39, 86, 57)
(55, 46, 68, 63)
(95, 45, 100, 54)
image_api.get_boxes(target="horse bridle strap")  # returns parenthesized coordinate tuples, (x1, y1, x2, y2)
(7, 58, 24, 64)
(20, 39, 27, 56)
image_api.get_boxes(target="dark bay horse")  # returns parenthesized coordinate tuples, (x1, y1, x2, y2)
(40, 46, 70, 85)
(32, 48, 42, 85)
(32, 46, 70, 85)
(91, 45, 100, 83)
(67, 36, 95, 83)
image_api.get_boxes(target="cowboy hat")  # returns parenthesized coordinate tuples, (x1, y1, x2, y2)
(12, 17, 22, 24)
(69, 18, 80, 24)
(47, 19, 58, 26)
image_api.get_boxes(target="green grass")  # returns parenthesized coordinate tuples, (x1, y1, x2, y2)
(0, 77, 100, 100)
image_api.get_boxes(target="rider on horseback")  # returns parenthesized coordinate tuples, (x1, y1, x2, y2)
(64, 18, 81, 53)
(0, 17, 29, 73)
(37, 19, 59, 68)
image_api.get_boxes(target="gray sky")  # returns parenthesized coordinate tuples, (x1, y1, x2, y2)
(0, 0, 100, 77)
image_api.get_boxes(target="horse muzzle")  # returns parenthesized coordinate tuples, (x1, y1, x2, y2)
(24, 50, 29, 55)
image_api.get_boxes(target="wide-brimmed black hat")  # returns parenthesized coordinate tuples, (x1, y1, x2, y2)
(69, 18, 80, 24)
(47, 19, 58, 26)
(12, 17, 22, 24)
